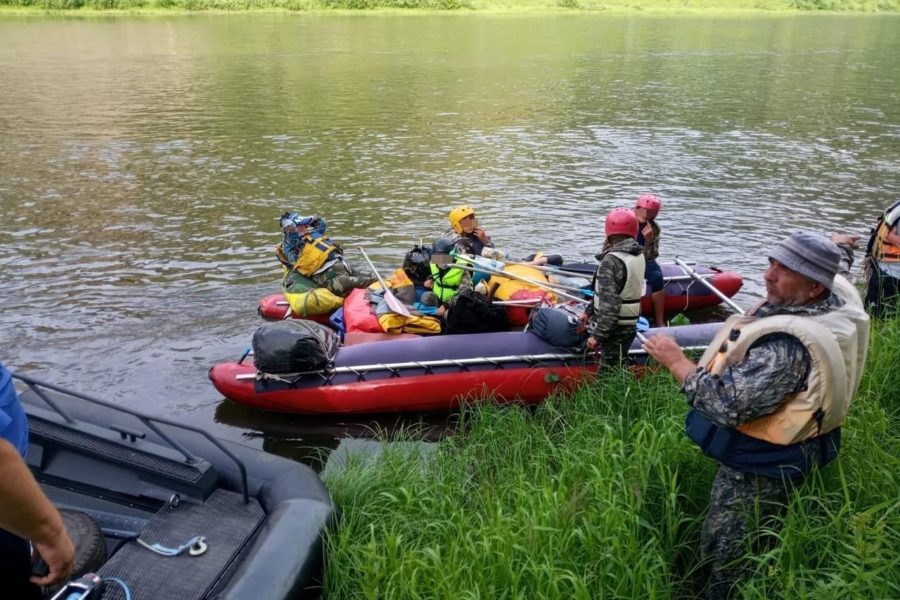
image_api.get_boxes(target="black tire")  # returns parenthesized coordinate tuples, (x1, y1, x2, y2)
(42, 510, 107, 598)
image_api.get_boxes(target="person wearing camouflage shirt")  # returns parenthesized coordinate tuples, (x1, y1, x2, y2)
(586, 209, 646, 369)
(444, 205, 501, 259)
(634, 194, 666, 328)
(277, 212, 375, 297)
(644, 232, 868, 599)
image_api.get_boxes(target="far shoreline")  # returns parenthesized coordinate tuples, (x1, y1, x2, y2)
(2, 0, 899, 18)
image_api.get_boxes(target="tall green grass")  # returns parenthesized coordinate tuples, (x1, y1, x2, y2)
(1, 0, 898, 11)
(322, 315, 900, 598)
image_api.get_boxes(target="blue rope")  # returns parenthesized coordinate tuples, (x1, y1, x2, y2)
(105, 577, 133, 600)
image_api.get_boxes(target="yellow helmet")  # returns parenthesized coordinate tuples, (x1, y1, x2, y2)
(449, 205, 476, 233)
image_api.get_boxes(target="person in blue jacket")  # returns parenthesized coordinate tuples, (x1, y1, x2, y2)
(0, 363, 75, 599)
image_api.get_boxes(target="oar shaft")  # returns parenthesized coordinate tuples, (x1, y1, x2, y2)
(357, 247, 388, 289)
(357, 247, 411, 316)
(493, 258, 589, 277)
(454, 257, 589, 295)
(673, 257, 745, 315)
(453, 264, 588, 304)
(495, 257, 710, 285)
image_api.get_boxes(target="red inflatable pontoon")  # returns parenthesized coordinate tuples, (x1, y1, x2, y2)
(210, 323, 722, 415)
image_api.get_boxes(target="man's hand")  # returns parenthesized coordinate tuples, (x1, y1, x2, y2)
(31, 531, 75, 586)
(642, 333, 696, 384)
(0, 439, 76, 587)
(642, 224, 654, 240)
(830, 232, 860, 249)
(586, 337, 598, 350)
(473, 228, 490, 244)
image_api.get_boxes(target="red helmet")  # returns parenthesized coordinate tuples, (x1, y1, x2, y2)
(604, 208, 639, 238)
(635, 194, 661, 220)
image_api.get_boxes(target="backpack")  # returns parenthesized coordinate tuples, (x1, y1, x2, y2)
(528, 303, 589, 349)
(403, 244, 432, 287)
(444, 288, 509, 334)
(252, 320, 340, 374)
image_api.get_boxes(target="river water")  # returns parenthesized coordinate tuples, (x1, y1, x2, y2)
(1, 13, 897, 462)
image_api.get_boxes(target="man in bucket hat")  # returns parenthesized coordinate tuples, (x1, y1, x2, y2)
(643, 231, 869, 599)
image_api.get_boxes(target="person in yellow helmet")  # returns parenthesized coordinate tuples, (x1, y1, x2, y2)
(444, 205, 562, 268)
(445, 205, 496, 258)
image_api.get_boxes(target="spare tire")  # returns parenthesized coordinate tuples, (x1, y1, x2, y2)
(42, 510, 106, 599)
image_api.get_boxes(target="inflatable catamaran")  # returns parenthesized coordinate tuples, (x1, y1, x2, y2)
(209, 323, 722, 415)
(259, 261, 743, 322)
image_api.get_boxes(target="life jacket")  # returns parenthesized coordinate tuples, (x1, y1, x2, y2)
(491, 264, 557, 304)
(597, 251, 645, 328)
(275, 244, 293, 269)
(686, 274, 869, 478)
(869, 201, 900, 262)
(292, 234, 340, 277)
(430, 262, 466, 303)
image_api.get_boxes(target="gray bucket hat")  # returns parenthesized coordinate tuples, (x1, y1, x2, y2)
(768, 231, 840, 290)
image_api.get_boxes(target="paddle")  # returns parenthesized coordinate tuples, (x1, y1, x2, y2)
(673, 256, 746, 315)
(456, 255, 590, 294)
(485, 256, 593, 278)
(357, 247, 412, 317)
(453, 263, 589, 304)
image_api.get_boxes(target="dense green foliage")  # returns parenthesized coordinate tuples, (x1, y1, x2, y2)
(322, 314, 900, 598)
(1, 0, 898, 11)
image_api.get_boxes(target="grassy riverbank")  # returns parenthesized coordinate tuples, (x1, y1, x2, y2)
(322, 314, 899, 598)
(0, 0, 898, 12)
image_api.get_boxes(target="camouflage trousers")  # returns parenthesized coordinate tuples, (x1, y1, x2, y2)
(597, 328, 636, 370)
(700, 465, 791, 600)
(312, 261, 376, 298)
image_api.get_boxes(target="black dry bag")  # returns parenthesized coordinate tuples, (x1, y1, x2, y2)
(444, 287, 509, 334)
(252, 320, 340, 374)
(528, 304, 589, 349)
(403, 244, 432, 287)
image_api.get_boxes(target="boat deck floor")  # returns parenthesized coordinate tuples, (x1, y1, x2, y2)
(99, 489, 264, 600)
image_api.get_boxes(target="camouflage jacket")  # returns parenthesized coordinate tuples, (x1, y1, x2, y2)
(637, 219, 661, 262)
(443, 228, 494, 256)
(588, 238, 645, 341)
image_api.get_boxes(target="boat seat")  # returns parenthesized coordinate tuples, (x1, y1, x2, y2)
(99, 488, 265, 600)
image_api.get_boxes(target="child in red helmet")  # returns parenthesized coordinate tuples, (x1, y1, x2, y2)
(634, 194, 665, 327)
(586, 208, 646, 369)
